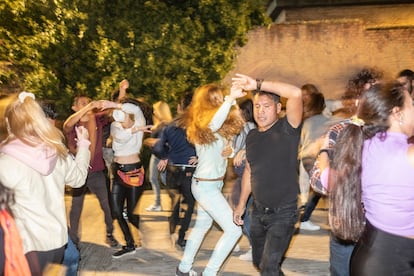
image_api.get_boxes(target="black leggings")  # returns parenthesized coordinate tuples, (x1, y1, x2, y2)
(111, 162, 145, 247)
(351, 220, 414, 276)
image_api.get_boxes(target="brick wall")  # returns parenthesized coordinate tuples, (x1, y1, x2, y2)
(224, 5, 414, 100)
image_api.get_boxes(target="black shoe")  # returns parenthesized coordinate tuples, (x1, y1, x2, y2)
(106, 234, 119, 248)
(176, 238, 186, 249)
(112, 246, 136, 259)
(176, 267, 197, 276)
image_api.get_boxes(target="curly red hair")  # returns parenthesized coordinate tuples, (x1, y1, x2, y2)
(184, 84, 244, 145)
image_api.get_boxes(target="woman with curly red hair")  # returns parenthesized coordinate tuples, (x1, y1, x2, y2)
(176, 83, 246, 276)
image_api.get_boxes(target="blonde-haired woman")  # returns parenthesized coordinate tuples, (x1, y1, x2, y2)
(0, 92, 91, 275)
(144, 100, 172, 211)
(176, 84, 245, 276)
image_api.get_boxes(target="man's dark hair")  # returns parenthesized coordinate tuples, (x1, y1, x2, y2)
(253, 90, 280, 103)
(398, 69, 414, 79)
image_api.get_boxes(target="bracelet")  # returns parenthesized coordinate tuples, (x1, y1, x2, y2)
(256, 79, 264, 91)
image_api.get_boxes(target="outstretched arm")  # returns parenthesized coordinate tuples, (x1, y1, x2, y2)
(63, 101, 100, 133)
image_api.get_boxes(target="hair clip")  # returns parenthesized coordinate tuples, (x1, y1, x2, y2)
(18, 91, 35, 103)
(350, 115, 365, 127)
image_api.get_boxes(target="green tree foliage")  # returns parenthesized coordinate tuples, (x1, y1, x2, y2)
(0, 0, 269, 118)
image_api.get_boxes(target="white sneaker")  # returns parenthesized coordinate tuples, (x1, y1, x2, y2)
(300, 220, 321, 231)
(239, 248, 252, 261)
(145, 205, 161, 212)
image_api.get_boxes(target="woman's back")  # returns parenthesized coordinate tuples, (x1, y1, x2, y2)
(362, 132, 414, 237)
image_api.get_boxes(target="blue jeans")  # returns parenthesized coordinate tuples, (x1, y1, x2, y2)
(250, 200, 298, 276)
(179, 179, 242, 276)
(62, 236, 79, 276)
(243, 196, 253, 244)
(148, 154, 166, 206)
(231, 161, 252, 244)
(330, 234, 355, 276)
(301, 191, 321, 222)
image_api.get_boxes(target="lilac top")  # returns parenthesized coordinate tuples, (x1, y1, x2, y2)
(362, 132, 414, 236)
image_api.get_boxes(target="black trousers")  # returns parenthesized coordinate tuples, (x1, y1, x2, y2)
(166, 165, 196, 240)
(111, 162, 144, 247)
(351, 220, 414, 276)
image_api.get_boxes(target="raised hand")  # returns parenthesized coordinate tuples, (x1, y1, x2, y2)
(231, 73, 256, 91)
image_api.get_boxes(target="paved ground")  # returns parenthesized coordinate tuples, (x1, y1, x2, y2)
(65, 186, 330, 276)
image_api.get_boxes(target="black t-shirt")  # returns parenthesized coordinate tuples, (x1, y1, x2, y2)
(246, 117, 301, 208)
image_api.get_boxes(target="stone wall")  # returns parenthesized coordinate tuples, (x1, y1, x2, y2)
(224, 4, 414, 100)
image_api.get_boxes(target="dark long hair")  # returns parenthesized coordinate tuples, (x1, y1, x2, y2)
(328, 82, 405, 241)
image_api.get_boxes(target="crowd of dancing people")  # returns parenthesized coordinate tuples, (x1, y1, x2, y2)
(0, 67, 413, 276)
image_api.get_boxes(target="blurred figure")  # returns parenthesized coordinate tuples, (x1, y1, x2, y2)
(397, 68, 414, 95)
(153, 91, 197, 250)
(230, 98, 256, 261)
(0, 92, 91, 274)
(144, 101, 172, 212)
(298, 84, 330, 231)
(309, 67, 383, 276)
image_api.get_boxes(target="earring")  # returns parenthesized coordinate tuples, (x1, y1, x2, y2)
(399, 114, 404, 125)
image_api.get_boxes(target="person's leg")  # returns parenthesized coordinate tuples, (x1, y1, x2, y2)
(177, 168, 196, 246)
(87, 171, 115, 235)
(298, 160, 310, 206)
(249, 205, 266, 270)
(62, 235, 80, 276)
(166, 165, 184, 235)
(168, 190, 181, 234)
(258, 203, 298, 276)
(102, 147, 115, 218)
(68, 184, 87, 246)
(178, 180, 214, 274)
(242, 195, 253, 244)
(125, 184, 145, 235)
(198, 181, 242, 276)
(329, 234, 355, 276)
(27, 246, 65, 275)
(238, 195, 253, 261)
(87, 171, 118, 247)
(111, 166, 130, 246)
(301, 190, 321, 222)
(146, 154, 161, 210)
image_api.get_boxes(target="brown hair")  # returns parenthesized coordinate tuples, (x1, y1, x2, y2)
(329, 82, 404, 241)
